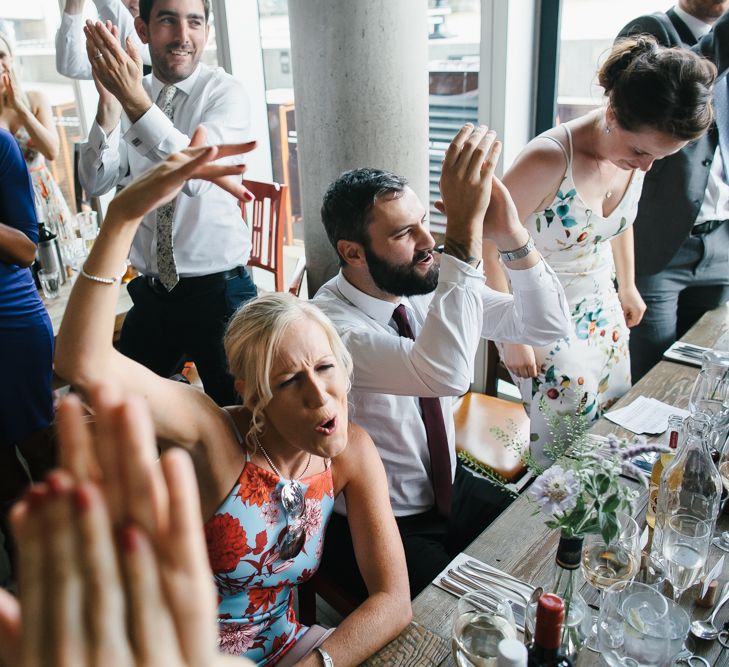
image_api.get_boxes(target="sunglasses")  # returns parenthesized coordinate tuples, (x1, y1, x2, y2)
(279, 480, 306, 559)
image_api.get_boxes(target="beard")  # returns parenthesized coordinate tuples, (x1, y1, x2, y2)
(364, 244, 439, 297)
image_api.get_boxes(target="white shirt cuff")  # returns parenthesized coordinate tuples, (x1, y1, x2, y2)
(124, 103, 167, 154)
(61, 11, 84, 27)
(505, 258, 555, 290)
(88, 120, 119, 153)
(439, 253, 485, 285)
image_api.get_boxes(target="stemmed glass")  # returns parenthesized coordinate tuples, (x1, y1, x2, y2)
(451, 590, 517, 666)
(580, 513, 641, 651)
(662, 514, 712, 602)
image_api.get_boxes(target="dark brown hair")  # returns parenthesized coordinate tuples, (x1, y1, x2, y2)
(599, 36, 716, 140)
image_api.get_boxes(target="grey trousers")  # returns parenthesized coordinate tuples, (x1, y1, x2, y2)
(630, 221, 729, 382)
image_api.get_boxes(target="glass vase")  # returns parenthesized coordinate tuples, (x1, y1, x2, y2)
(526, 533, 590, 661)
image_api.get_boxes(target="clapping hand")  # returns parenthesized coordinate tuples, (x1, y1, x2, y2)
(108, 126, 256, 222)
(0, 385, 253, 667)
(1, 69, 29, 116)
(84, 19, 147, 119)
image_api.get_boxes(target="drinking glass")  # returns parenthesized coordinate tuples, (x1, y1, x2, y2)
(662, 514, 711, 602)
(581, 513, 640, 651)
(451, 590, 517, 666)
(38, 268, 60, 299)
(77, 211, 99, 253)
(597, 580, 689, 667)
(714, 442, 729, 551)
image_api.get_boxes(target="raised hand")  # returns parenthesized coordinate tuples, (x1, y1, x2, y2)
(439, 124, 501, 264)
(84, 19, 149, 121)
(107, 127, 255, 222)
(1, 70, 29, 115)
(0, 386, 250, 667)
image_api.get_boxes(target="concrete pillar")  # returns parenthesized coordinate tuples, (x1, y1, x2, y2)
(288, 1, 429, 295)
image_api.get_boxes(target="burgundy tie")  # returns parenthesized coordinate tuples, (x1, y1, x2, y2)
(392, 304, 453, 517)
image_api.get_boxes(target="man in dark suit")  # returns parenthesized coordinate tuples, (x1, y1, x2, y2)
(618, 2, 729, 381)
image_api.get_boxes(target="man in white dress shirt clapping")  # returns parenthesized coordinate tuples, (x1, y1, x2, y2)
(314, 124, 571, 597)
(78, 0, 256, 406)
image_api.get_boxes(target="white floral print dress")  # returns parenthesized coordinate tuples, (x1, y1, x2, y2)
(509, 126, 644, 465)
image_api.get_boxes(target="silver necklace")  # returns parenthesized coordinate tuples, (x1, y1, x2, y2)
(251, 432, 311, 516)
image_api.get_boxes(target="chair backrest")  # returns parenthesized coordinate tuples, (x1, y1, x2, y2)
(288, 257, 306, 297)
(241, 179, 288, 292)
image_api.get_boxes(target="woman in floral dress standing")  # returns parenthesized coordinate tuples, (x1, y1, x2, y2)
(484, 37, 716, 466)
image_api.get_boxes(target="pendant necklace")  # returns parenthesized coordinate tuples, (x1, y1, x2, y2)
(252, 432, 311, 516)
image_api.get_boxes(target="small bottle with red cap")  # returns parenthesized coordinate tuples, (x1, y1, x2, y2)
(527, 594, 573, 667)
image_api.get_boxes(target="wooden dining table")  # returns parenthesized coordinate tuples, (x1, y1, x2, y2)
(365, 304, 729, 667)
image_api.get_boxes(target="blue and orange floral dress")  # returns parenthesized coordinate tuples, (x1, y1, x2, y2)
(204, 446, 334, 666)
(509, 126, 644, 465)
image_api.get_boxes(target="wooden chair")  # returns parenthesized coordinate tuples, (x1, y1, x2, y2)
(241, 179, 288, 292)
(453, 341, 530, 487)
(297, 569, 359, 626)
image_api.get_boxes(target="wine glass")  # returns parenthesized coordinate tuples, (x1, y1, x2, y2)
(580, 513, 641, 651)
(662, 514, 711, 602)
(451, 590, 517, 666)
(597, 580, 690, 667)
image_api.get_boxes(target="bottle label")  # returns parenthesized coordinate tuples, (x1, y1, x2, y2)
(669, 429, 679, 450)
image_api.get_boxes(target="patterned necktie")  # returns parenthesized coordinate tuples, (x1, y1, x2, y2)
(713, 74, 729, 182)
(155, 84, 179, 291)
(392, 304, 453, 517)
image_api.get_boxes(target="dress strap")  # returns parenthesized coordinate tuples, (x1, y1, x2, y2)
(222, 408, 247, 449)
(538, 132, 571, 170)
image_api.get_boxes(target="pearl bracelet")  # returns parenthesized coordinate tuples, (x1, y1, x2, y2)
(80, 262, 126, 285)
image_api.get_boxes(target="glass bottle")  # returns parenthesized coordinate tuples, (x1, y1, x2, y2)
(527, 594, 573, 667)
(646, 415, 683, 534)
(651, 413, 722, 560)
(525, 534, 590, 661)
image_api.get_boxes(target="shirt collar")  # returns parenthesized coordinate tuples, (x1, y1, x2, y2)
(673, 5, 713, 38)
(150, 63, 202, 102)
(335, 271, 411, 325)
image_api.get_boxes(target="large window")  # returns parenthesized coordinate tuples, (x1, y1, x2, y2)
(1, 0, 82, 211)
(557, 0, 670, 123)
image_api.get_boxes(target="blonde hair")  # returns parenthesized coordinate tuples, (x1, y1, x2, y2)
(224, 292, 352, 442)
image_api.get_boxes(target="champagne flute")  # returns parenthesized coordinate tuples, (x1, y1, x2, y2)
(580, 513, 640, 651)
(662, 514, 711, 602)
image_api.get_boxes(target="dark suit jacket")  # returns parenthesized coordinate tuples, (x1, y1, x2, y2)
(617, 9, 729, 274)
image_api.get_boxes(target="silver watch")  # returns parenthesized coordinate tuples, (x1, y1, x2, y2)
(316, 647, 334, 667)
(498, 234, 535, 262)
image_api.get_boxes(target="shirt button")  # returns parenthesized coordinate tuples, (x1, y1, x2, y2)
(702, 158, 712, 166)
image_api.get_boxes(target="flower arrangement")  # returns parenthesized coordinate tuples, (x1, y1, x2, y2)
(526, 399, 670, 543)
(458, 398, 670, 544)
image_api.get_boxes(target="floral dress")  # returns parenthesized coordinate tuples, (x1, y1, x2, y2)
(511, 126, 644, 465)
(14, 127, 73, 234)
(204, 447, 334, 665)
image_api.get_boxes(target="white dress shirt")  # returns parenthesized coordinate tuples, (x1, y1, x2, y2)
(55, 0, 151, 80)
(673, 5, 729, 225)
(314, 254, 570, 516)
(79, 63, 252, 277)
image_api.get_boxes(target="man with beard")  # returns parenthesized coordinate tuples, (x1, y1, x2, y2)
(314, 124, 571, 598)
(77, 0, 256, 407)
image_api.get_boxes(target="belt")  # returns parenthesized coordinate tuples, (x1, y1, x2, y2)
(691, 219, 727, 236)
(143, 266, 245, 294)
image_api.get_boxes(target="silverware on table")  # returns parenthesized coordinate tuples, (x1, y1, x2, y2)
(458, 562, 532, 603)
(464, 559, 536, 594)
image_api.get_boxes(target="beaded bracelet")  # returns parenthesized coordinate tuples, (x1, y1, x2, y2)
(80, 262, 126, 285)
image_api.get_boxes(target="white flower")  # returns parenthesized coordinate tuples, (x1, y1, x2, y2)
(530, 465, 580, 517)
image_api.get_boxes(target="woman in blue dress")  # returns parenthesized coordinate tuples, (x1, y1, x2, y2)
(0, 128, 53, 493)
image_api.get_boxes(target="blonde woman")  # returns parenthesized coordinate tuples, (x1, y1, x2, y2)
(55, 133, 411, 666)
(0, 32, 73, 231)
